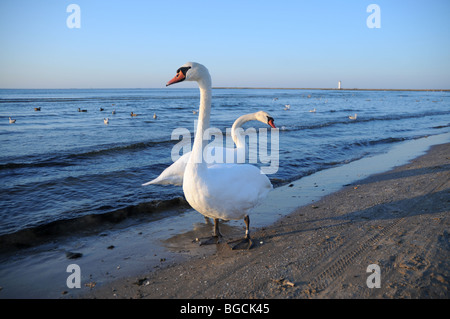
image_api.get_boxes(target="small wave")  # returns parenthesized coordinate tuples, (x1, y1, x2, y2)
(351, 136, 408, 148)
(66, 140, 176, 159)
(432, 124, 450, 129)
(337, 137, 411, 153)
(281, 110, 449, 133)
(0, 139, 179, 171)
(0, 197, 190, 253)
(0, 159, 75, 171)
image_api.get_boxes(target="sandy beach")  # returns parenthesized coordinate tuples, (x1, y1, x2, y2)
(82, 142, 449, 299)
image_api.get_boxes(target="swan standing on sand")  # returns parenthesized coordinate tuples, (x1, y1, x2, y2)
(143, 110, 276, 186)
(165, 62, 273, 249)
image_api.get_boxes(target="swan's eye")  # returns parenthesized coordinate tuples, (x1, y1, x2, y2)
(178, 66, 191, 76)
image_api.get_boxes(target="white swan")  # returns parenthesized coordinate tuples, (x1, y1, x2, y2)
(309, 108, 316, 113)
(143, 110, 276, 186)
(9, 117, 16, 124)
(349, 113, 357, 120)
(165, 62, 273, 249)
(104, 118, 109, 125)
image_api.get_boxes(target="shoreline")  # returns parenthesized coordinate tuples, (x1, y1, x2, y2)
(83, 140, 449, 299)
(213, 87, 450, 92)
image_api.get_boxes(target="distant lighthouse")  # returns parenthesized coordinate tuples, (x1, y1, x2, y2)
(338, 81, 341, 90)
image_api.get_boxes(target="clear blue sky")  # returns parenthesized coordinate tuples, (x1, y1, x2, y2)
(1, 0, 449, 89)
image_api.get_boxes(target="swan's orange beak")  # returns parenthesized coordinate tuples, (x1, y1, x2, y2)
(166, 71, 185, 87)
(268, 118, 276, 129)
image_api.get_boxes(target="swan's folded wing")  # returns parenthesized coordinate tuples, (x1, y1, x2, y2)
(206, 163, 272, 217)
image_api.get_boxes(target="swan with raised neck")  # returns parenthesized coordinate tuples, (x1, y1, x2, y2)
(166, 62, 273, 249)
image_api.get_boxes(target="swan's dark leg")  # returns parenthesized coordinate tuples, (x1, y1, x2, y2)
(194, 218, 223, 245)
(227, 215, 254, 250)
(213, 218, 223, 238)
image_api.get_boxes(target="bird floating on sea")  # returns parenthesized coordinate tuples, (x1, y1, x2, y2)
(349, 114, 357, 120)
(9, 117, 16, 124)
(104, 118, 109, 125)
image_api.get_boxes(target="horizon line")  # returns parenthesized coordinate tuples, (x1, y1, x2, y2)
(0, 87, 449, 92)
(213, 87, 450, 92)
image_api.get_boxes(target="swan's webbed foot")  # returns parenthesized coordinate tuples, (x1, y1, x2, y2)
(227, 215, 254, 250)
(194, 235, 223, 246)
(227, 236, 253, 250)
(193, 218, 223, 246)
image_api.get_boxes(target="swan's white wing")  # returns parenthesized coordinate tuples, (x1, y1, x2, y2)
(186, 163, 272, 220)
(209, 164, 272, 209)
(145, 146, 245, 187)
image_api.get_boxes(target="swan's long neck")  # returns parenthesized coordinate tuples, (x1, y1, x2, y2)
(191, 76, 212, 166)
(231, 113, 256, 148)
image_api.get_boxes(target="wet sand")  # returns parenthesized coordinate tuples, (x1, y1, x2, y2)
(84, 142, 449, 299)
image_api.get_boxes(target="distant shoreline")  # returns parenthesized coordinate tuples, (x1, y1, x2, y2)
(1, 87, 449, 92)
(213, 87, 450, 92)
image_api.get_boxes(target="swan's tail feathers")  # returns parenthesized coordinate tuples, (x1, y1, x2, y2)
(142, 179, 157, 186)
(142, 175, 183, 186)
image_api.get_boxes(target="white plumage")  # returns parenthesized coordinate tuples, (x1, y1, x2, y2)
(164, 62, 273, 249)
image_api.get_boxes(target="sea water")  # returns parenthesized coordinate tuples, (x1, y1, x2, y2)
(0, 88, 449, 245)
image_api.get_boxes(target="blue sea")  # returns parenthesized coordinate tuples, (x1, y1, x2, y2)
(0, 88, 449, 248)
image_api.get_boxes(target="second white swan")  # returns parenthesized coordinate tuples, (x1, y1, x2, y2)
(143, 110, 276, 186)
